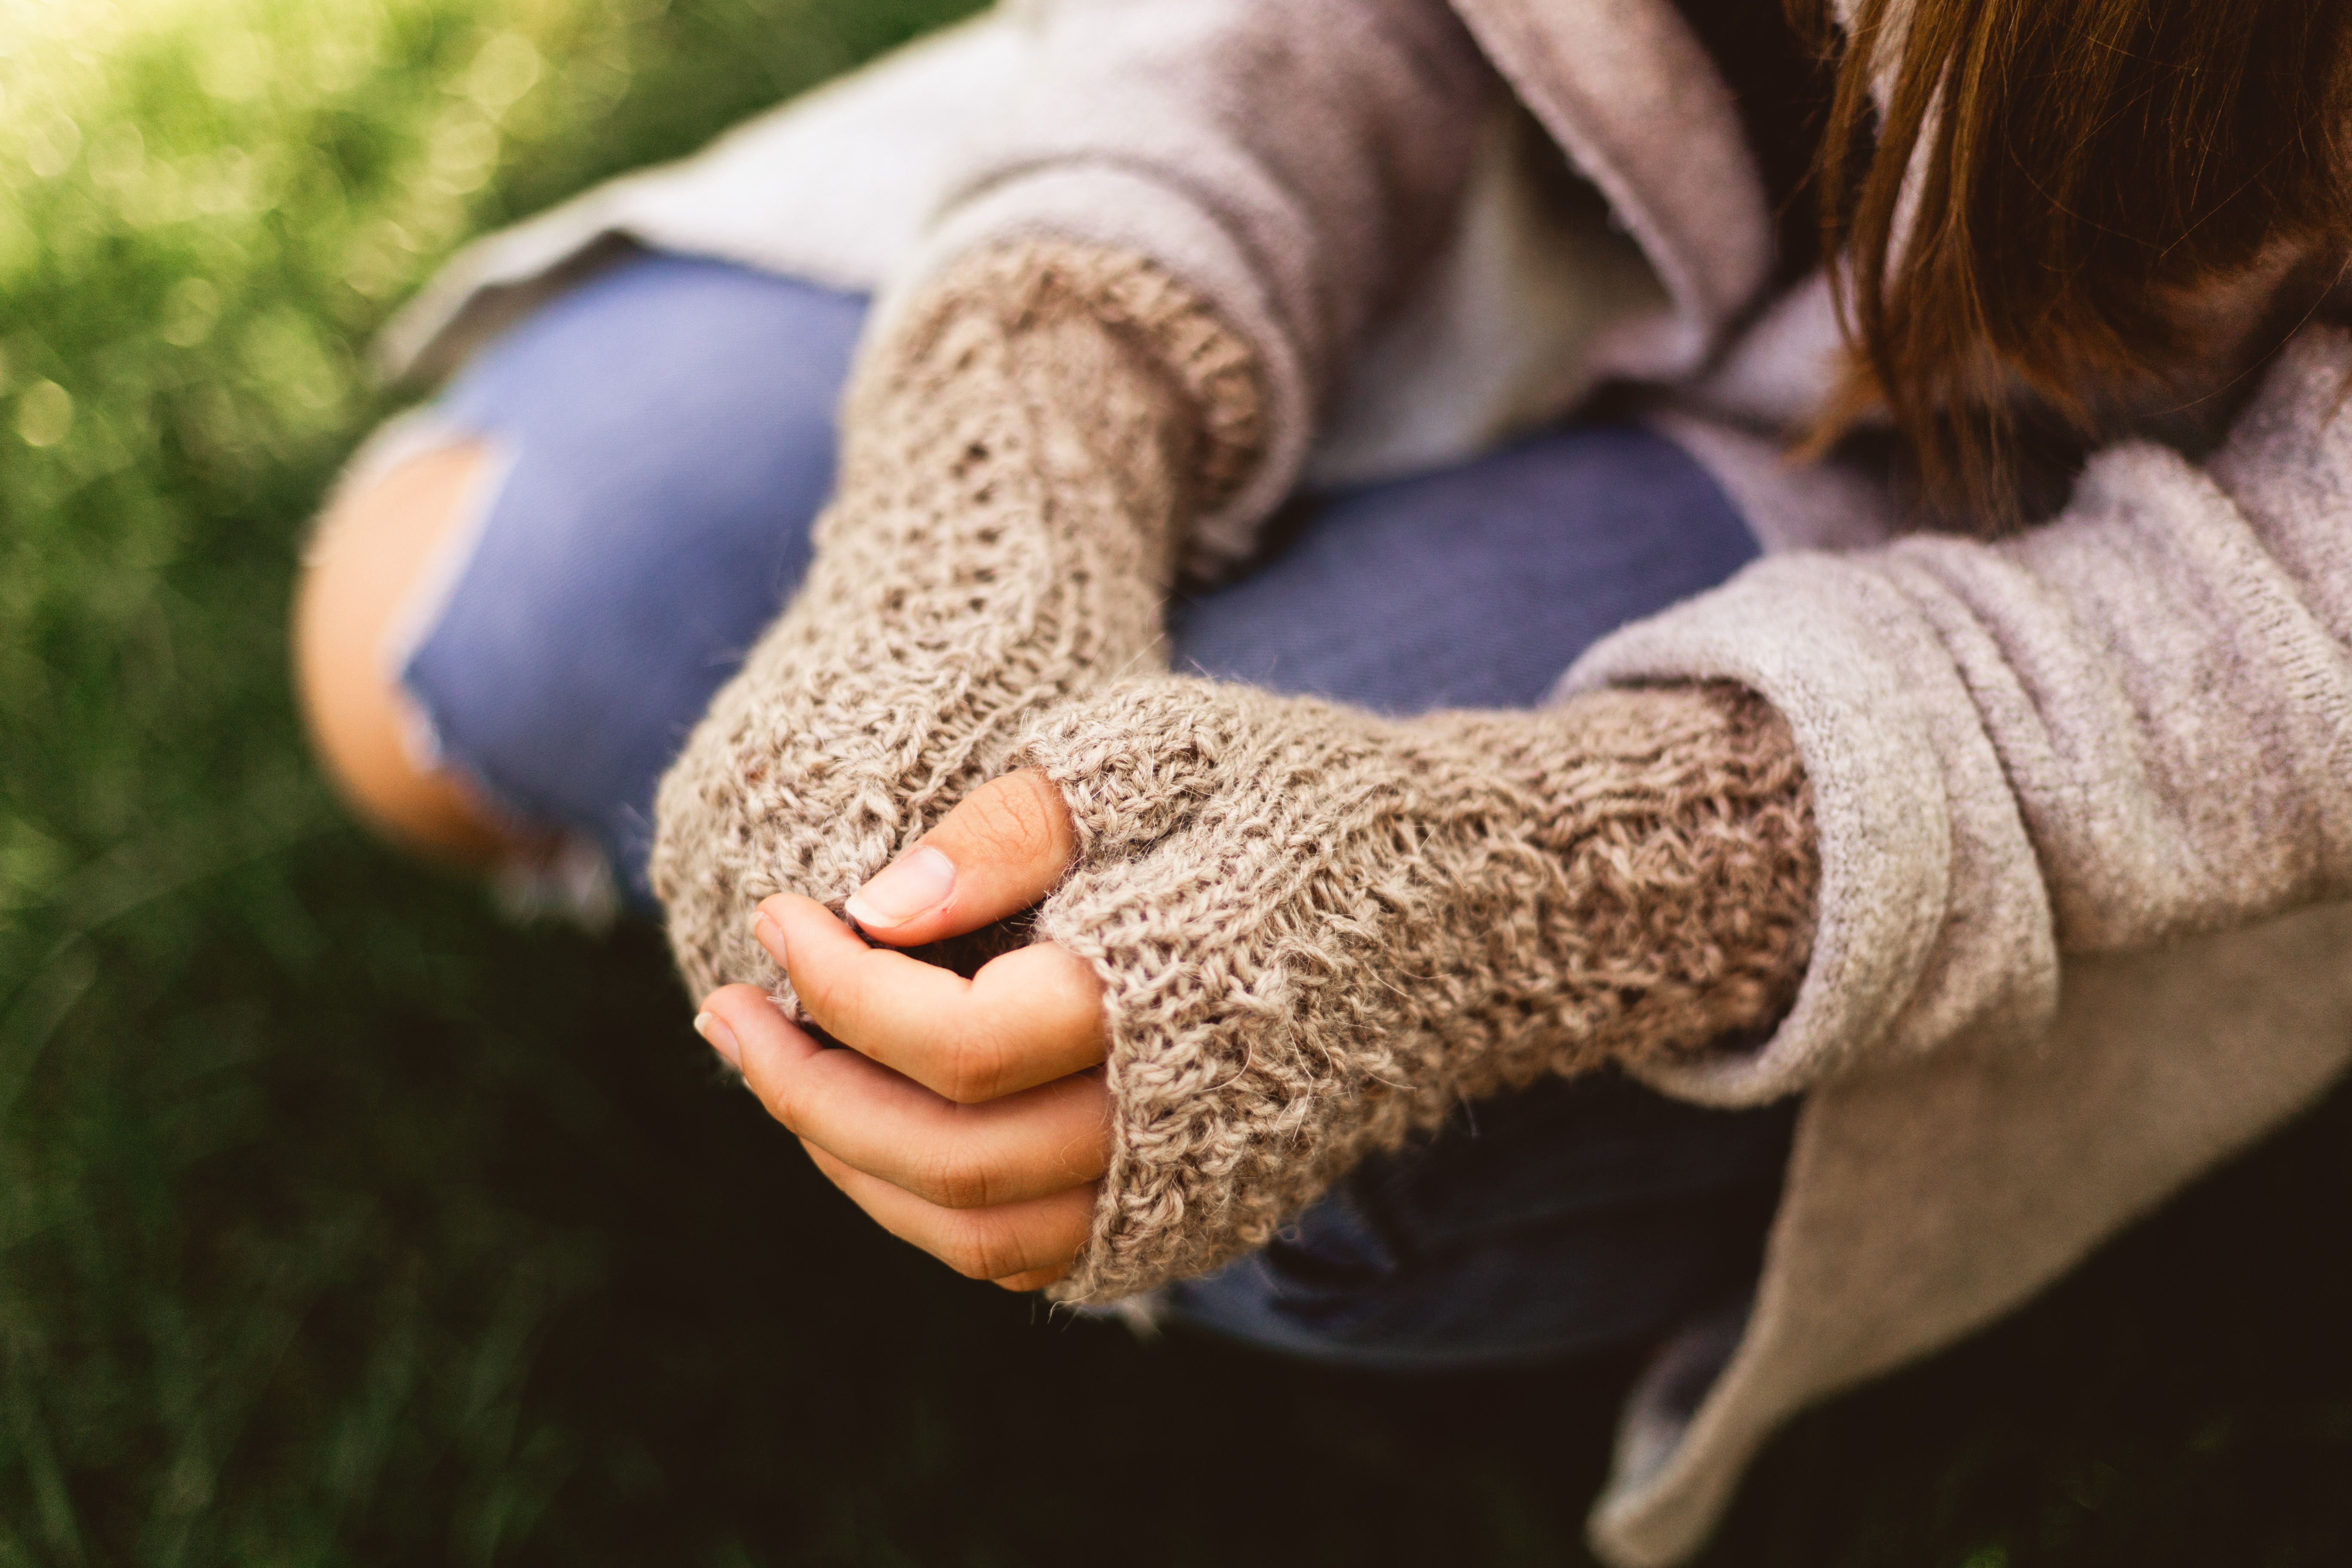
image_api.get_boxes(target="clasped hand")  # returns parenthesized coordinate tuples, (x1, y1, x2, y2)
(692, 769, 1109, 1292)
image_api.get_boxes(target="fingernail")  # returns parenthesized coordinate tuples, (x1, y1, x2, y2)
(844, 844, 956, 931)
(694, 1010, 741, 1069)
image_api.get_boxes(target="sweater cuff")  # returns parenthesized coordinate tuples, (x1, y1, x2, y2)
(887, 165, 1312, 578)
(1560, 556, 2059, 1104)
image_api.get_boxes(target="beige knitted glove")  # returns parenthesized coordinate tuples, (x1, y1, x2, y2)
(1011, 678, 1819, 1303)
(649, 243, 1264, 1004)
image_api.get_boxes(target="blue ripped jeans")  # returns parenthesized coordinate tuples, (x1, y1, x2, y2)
(389, 252, 1796, 1370)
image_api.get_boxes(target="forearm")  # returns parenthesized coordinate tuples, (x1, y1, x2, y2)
(760, 245, 1248, 753)
(1016, 677, 1817, 1300)
(907, 0, 1495, 567)
(650, 242, 1266, 1004)
(1433, 686, 1819, 1088)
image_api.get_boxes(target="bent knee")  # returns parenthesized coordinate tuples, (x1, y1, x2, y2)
(293, 437, 529, 865)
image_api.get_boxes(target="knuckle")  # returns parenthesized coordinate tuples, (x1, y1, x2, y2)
(918, 1146, 995, 1210)
(795, 966, 863, 1040)
(959, 776, 1058, 864)
(787, 961, 836, 1022)
(762, 1077, 805, 1137)
(940, 1219, 1014, 1281)
(939, 1020, 1011, 1105)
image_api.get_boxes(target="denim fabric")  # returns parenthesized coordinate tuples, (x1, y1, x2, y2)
(406, 254, 869, 888)
(398, 250, 1796, 1368)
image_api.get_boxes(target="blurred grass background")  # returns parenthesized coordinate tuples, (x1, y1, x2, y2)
(2, 0, 2350, 1562)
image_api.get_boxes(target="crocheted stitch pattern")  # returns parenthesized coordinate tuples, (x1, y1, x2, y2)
(1017, 679, 1819, 1302)
(651, 242, 1265, 1005)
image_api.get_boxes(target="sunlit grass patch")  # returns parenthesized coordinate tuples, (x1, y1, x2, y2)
(1, 0, 637, 504)
(0, 1, 976, 1557)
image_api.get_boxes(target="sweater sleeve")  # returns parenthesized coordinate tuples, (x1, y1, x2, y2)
(897, 0, 1497, 570)
(1566, 327, 2352, 1106)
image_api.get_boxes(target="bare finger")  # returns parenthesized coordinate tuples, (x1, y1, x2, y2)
(759, 894, 1108, 1102)
(842, 769, 1075, 948)
(726, 997, 1113, 1205)
(801, 1141, 1098, 1282)
(693, 982, 821, 1079)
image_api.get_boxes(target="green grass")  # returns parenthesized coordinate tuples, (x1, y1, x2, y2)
(3, 1, 2351, 1562)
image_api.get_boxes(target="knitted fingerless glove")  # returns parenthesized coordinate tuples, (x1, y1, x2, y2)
(1012, 677, 1819, 1303)
(650, 243, 1265, 1004)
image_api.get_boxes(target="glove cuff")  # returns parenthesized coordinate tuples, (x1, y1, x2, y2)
(1019, 679, 1817, 1302)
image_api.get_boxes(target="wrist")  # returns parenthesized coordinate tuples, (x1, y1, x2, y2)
(1017, 678, 1818, 1302)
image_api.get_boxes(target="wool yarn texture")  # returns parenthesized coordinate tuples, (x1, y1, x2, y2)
(649, 242, 1265, 1006)
(650, 237, 1822, 1307)
(1018, 678, 1818, 1303)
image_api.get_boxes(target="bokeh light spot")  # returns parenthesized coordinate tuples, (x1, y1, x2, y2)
(466, 33, 542, 111)
(26, 113, 83, 178)
(18, 380, 76, 447)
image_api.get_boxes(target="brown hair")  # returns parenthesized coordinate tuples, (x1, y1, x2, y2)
(1791, 0, 2352, 526)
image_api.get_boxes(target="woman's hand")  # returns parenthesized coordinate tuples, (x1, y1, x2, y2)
(692, 771, 1112, 1291)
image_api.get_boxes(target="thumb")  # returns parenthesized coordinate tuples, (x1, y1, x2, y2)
(843, 768, 1076, 948)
